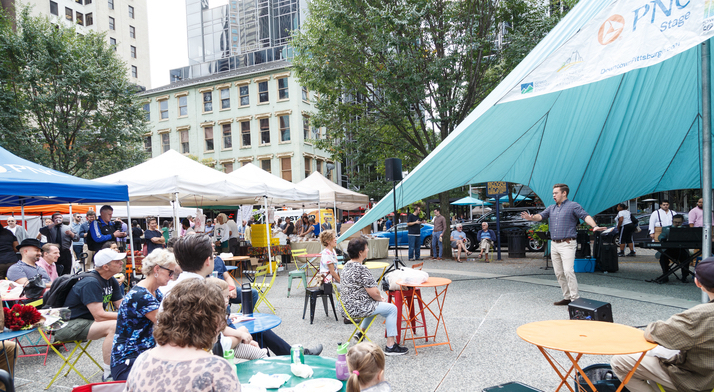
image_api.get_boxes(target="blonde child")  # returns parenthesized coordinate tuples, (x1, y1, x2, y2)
(346, 342, 391, 392)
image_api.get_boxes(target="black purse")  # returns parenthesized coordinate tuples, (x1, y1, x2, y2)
(21, 274, 45, 300)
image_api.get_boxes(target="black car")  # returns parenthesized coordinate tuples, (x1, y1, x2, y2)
(458, 207, 546, 252)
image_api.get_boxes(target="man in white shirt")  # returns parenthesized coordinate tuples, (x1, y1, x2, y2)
(226, 219, 240, 254)
(649, 200, 676, 241)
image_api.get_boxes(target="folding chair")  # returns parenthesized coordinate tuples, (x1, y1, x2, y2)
(39, 329, 103, 389)
(251, 265, 277, 314)
(16, 300, 69, 364)
(335, 290, 377, 343)
(287, 249, 309, 297)
(71, 380, 126, 392)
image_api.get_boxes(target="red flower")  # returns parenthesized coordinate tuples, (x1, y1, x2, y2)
(3, 305, 42, 331)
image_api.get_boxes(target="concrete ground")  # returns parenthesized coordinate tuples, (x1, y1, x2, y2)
(11, 248, 704, 391)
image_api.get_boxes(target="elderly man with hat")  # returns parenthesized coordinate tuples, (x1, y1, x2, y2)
(53, 248, 126, 381)
(7, 238, 51, 288)
(611, 257, 714, 392)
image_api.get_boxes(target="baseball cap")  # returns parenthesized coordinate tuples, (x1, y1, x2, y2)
(695, 257, 714, 288)
(94, 249, 127, 268)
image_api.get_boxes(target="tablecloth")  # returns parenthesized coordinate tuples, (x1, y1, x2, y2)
(289, 241, 323, 255)
(337, 238, 389, 260)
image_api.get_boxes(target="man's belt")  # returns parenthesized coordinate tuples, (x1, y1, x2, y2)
(552, 238, 576, 243)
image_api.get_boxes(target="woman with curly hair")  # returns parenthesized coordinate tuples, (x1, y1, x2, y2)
(124, 278, 240, 391)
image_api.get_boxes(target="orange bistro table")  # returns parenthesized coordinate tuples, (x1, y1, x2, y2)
(396, 277, 452, 355)
(222, 255, 251, 280)
(517, 320, 657, 392)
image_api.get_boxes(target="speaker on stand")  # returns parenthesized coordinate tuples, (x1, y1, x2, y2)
(385, 158, 405, 272)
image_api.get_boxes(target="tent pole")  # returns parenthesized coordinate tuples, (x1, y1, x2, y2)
(264, 197, 273, 274)
(127, 201, 137, 278)
(173, 192, 179, 239)
(20, 199, 25, 230)
(702, 40, 712, 304)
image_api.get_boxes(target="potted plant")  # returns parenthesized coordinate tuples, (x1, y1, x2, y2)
(528, 222, 550, 243)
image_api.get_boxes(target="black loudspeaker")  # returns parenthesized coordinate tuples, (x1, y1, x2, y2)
(385, 158, 403, 181)
(568, 298, 613, 323)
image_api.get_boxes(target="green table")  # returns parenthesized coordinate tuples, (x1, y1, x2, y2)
(236, 355, 346, 391)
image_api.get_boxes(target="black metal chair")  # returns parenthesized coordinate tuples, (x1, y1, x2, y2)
(302, 283, 338, 324)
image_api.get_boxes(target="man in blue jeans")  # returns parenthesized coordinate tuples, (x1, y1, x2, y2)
(431, 208, 447, 260)
(407, 206, 422, 261)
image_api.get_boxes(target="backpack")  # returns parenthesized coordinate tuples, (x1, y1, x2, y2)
(629, 213, 638, 226)
(42, 271, 100, 309)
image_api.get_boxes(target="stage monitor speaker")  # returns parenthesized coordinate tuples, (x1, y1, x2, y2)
(385, 158, 403, 181)
(568, 298, 613, 323)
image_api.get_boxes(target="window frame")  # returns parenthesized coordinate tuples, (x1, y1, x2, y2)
(240, 120, 251, 148)
(220, 88, 230, 110)
(76, 11, 84, 25)
(108, 16, 115, 30)
(202, 91, 213, 113)
(129, 26, 136, 38)
(277, 77, 289, 101)
(302, 86, 309, 102)
(128, 5, 134, 18)
(161, 133, 170, 153)
(130, 45, 137, 59)
(223, 162, 234, 174)
(178, 96, 188, 117)
(261, 159, 271, 173)
(279, 115, 290, 143)
(159, 99, 169, 120)
(304, 156, 311, 178)
(65, 7, 73, 22)
(281, 157, 292, 182)
(85, 12, 93, 26)
(131, 65, 138, 78)
(259, 118, 270, 145)
(50, 1, 58, 15)
(180, 130, 190, 154)
(258, 81, 269, 104)
(204, 126, 214, 152)
(109, 37, 117, 51)
(144, 135, 152, 154)
(222, 123, 232, 150)
(142, 103, 150, 121)
(239, 85, 249, 107)
(303, 116, 310, 141)
(108, 0, 114, 10)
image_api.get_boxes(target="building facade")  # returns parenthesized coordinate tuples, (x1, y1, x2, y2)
(139, 60, 334, 182)
(6, 0, 151, 89)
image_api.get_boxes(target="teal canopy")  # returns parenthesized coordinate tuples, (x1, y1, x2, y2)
(451, 197, 492, 206)
(339, 0, 714, 242)
(488, 194, 531, 203)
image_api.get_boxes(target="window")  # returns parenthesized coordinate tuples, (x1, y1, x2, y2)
(180, 130, 189, 154)
(128, 5, 134, 18)
(129, 26, 135, 38)
(131, 66, 137, 78)
(142, 103, 150, 121)
(279, 115, 290, 142)
(130, 45, 136, 58)
(220, 88, 230, 109)
(261, 159, 271, 173)
(109, 37, 117, 51)
(204, 127, 214, 151)
(241, 121, 251, 147)
(303, 117, 310, 140)
(76, 11, 84, 26)
(304, 157, 312, 178)
(159, 99, 168, 120)
(277, 78, 289, 100)
(203, 91, 212, 112)
(281, 157, 292, 182)
(222, 124, 232, 149)
(161, 133, 170, 153)
(50, 1, 58, 15)
(85, 0, 92, 4)
(302, 86, 309, 101)
(144, 136, 152, 153)
(65, 7, 73, 22)
(108, 0, 113, 10)
(86, 13, 93, 26)
(109, 17, 115, 30)
(260, 118, 270, 144)
(239, 86, 249, 106)
(316, 160, 323, 174)
(223, 162, 233, 173)
(178, 96, 187, 117)
(258, 81, 268, 103)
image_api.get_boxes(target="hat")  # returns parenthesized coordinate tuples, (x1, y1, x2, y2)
(94, 249, 127, 268)
(695, 257, 714, 288)
(16, 238, 42, 251)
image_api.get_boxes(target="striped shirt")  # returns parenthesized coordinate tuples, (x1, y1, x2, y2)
(538, 199, 589, 241)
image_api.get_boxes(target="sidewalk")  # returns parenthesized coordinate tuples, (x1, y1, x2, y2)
(12, 252, 701, 391)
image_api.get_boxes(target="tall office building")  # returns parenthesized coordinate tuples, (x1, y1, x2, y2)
(2, 0, 151, 89)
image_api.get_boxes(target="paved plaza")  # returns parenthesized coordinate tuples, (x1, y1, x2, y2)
(12, 249, 702, 391)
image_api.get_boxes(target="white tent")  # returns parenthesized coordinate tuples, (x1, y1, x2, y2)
(285, 172, 369, 210)
(227, 163, 320, 206)
(99, 205, 199, 219)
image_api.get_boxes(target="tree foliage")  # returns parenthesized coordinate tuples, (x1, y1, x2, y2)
(0, 7, 148, 179)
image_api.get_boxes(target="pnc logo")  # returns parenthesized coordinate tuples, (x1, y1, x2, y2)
(598, 14, 625, 45)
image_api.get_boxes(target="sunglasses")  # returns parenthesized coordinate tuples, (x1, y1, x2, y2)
(158, 265, 174, 277)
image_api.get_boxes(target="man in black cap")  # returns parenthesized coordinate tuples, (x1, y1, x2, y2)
(7, 239, 51, 287)
(611, 257, 714, 392)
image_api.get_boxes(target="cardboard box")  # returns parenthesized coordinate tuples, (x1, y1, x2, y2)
(249, 257, 260, 267)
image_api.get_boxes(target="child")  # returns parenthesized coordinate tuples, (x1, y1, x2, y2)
(347, 342, 391, 392)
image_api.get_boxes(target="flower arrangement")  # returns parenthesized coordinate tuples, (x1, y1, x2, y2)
(3, 304, 42, 331)
(527, 222, 549, 243)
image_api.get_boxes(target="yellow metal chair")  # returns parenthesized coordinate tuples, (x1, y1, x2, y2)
(39, 329, 102, 389)
(335, 290, 377, 343)
(288, 249, 309, 297)
(252, 264, 277, 314)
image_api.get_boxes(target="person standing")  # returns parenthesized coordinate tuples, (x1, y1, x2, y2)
(5, 217, 28, 243)
(131, 220, 143, 252)
(144, 218, 165, 255)
(78, 211, 96, 271)
(521, 184, 603, 305)
(615, 203, 636, 257)
(385, 217, 393, 231)
(214, 214, 231, 252)
(649, 200, 676, 241)
(431, 208, 446, 260)
(70, 214, 84, 262)
(39, 212, 74, 276)
(688, 198, 713, 228)
(0, 222, 18, 279)
(407, 206, 423, 261)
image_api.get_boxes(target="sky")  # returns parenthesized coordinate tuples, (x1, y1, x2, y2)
(146, 0, 229, 89)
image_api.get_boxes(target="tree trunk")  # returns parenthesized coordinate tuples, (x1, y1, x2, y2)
(439, 191, 452, 258)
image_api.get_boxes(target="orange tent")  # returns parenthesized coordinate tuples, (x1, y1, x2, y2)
(0, 204, 93, 216)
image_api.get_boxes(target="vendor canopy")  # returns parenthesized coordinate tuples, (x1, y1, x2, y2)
(0, 146, 128, 206)
(227, 163, 319, 206)
(283, 172, 369, 210)
(339, 0, 714, 241)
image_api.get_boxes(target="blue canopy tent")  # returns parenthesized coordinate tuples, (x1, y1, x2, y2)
(452, 196, 492, 220)
(340, 0, 714, 246)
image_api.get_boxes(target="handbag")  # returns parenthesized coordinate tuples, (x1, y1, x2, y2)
(21, 274, 45, 300)
(142, 243, 148, 257)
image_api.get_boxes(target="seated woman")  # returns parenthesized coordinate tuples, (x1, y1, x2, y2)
(449, 224, 471, 263)
(124, 278, 240, 391)
(339, 238, 408, 356)
(206, 277, 267, 360)
(110, 249, 177, 381)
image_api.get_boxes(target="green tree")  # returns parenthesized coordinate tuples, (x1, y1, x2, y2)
(0, 7, 147, 179)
